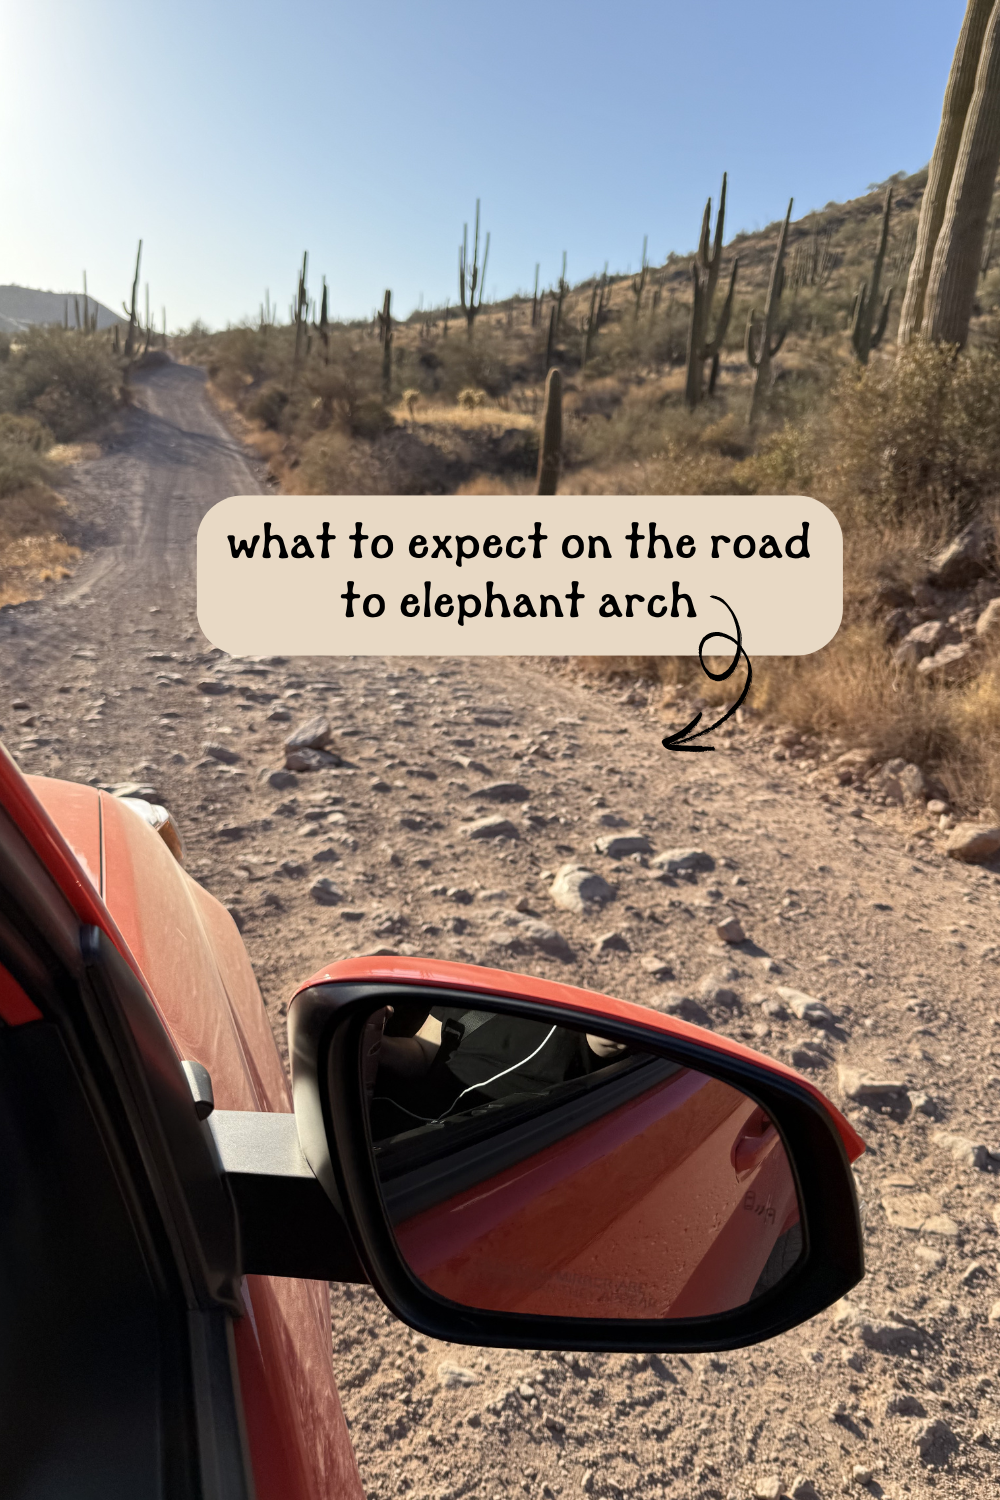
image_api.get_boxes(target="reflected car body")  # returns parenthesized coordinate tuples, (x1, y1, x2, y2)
(3, 767, 362, 1500)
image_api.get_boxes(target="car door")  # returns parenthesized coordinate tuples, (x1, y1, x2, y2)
(0, 746, 363, 1500)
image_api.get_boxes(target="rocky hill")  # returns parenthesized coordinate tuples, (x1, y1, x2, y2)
(0, 284, 122, 334)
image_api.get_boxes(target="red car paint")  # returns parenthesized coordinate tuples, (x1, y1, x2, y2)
(294, 955, 865, 1164)
(0, 748, 363, 1500)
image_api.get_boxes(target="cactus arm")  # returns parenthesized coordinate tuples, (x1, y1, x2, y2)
(711, 172, 728, 270)
(697, 199, 712, 267)
(478, 233, 490, 309)
(745, 306, 761, 368)
(768, 325, 789, 358)
(459, 226, 468, 311)
(704, 258, 738, 358)
(850, 283, 867, 356)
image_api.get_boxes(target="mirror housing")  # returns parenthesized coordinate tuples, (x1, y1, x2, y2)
(286, 957, 865, 1354)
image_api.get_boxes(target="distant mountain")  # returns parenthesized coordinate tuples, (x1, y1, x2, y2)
(0, 284, 124, 334)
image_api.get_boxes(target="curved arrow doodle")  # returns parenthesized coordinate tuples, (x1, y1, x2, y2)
(661, 594, 752, 753)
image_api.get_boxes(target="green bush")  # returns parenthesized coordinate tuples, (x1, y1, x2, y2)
(0, 327, 122, 441)
(0, 413, 55, 498)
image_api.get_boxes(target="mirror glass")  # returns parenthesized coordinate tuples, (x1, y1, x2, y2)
(362, 1000, 803, 1321)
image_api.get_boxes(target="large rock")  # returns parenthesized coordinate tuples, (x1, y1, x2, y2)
(651, 848, 714, 876)
(594, 833, 653, 858)
(914, 1417, 959, 1466)
(975, 595, 1000, 639)
(837, 1065, 909, 1109)
(927, 519, 993, 589)
(882, 1192, 943, 1231)
(778, 987, 836, 1026)
(917, 640, 973, 681)
(284, 715, 332, 752)
(894, 619, 948, 666)
(203, 741, 240, 765)
(466, 816, 519, 841)
(470, 782, 530, 803)
(933, 1129, 990, 1169)
(286, 746, 340, 773)
(869, 758, 926, 804)
(550, 863, 614, 915)
(945, 822, 1000, 861)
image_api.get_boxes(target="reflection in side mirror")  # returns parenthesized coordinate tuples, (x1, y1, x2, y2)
(362, 1000, 802, 1321)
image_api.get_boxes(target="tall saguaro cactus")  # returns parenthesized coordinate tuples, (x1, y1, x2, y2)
(377, 290, 393, 394)
(582, 277, 600, 366)
(632, 236, 649, 324)
(923, 0, 1000, 347)
(745, 199, 793, 426)
(685, 175, 738, 408)
(318, 277, 330, 363)
(536, 367, 563, 495)
(851, 187, 895, 364)
(555, 252, 568, 334)
(531, 263, 540, 327)
(899, 0, 997, 345)
(459, 200, 490, 337)
(122, 240, 142, 361)
(292, 252, 308, 374)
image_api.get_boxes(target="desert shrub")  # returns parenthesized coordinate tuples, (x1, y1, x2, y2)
(0, 415, 54, 497)
(823, 343, 1000, 523)
(0, 327, 122, 440)
(246, 381, 289, 428)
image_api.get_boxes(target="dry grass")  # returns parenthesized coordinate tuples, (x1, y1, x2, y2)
(0, 482, 79, 608)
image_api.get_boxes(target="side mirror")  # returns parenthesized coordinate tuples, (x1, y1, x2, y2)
(286, 958, 865, 1354)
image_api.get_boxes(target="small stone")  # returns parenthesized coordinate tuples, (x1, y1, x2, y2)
(790, 1045, 828, 1070)
(518, 1383, 535, 1399)
(886, 1392, 927, 1417)
(788, 1478, 819, 1500)
(202, 741, 240, 765)
(945, 822, 1000, 862)
(592, 811, 629, 827)
(370, 779, 391, 793)
(466, 816, 519, 841)
(988, 1299, 1000, 1322)
(593, 931, 631, 955)
(883, 1193, 943, 1231)
(260, 768, 298, 791)
(641, 955, 674, 981)
(778, 987, 836, 1026)
(656, 993, 711, 1025)
(908, 1090, 938, 1117)
(922, 1214, 960, 1238)
(933, 1129, 990, 1169)
(470, 781, 530, 803)
(581, 1472, 594, 1494)
(197, 679, 231, 696)
(287, 745, 341, 773)
(517, 917, 574, 960)
(311, 847, 339, 863)
(447, 887, 475, 904)
(914, 1416, 959, 1465)
(550, 863, 614, 914)
(437, 1361, 479, 1388)
(265, 706, 292, 722)
(700, 977, 740, 1008)
(761, 997, 789, 1019)
(926, 798, 948, 816)
(595, 833, 653, 858)
(837, 1066, 908, 1108)
(851, 1465, 872, 1486)
(284, 715, 332, 753)
(754, 1479, 783, 1500)
(869, 757, 926, 804)
(716, 916, 745, 944)
(278, 860, 305, 878)
(957, 1259, 988, 1286)
(309, 878, 344, 906)
(651, 847, 714, 876)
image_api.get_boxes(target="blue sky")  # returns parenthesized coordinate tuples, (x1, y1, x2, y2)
(0, 0, 968, 329)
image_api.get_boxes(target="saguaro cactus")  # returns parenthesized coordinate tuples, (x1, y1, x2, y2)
(582, 277, 600, 366)
(536, 367, 562, 495)
(923, 0, 1000, 347)
(377, 289, 393, 394)
(544, 305, 556, 373)
(292, 252, 308, 374)
(122, 240, 142, 360)
(899, 0, 997, 345)
(459, 200, 489, 336)
(745, 199, 793, 426)
(531, 263, 540, 327)
(850, 187, 895, 364)
(632, 236, 649, 324)
(685, 175, 739, 408)
(555, 252, 568, 333)
(318, 277, 329, 362)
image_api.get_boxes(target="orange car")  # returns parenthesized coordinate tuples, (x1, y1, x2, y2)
(0, 747, 864, 1498)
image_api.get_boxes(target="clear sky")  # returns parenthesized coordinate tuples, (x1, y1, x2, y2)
(0, 0, 969, 330)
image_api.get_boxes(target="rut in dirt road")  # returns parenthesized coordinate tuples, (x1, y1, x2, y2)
(2, 361, 1000, 1499)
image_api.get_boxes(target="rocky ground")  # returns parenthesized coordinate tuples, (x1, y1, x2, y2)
(2, 362, 1000, 1500)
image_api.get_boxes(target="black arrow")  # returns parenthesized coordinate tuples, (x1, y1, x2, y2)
(661, 594, 752, 753)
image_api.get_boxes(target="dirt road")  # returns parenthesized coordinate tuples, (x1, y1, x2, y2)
(2, 362, 999, 1500)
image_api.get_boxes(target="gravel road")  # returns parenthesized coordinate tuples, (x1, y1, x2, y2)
(3, 362, 1000, 1500)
